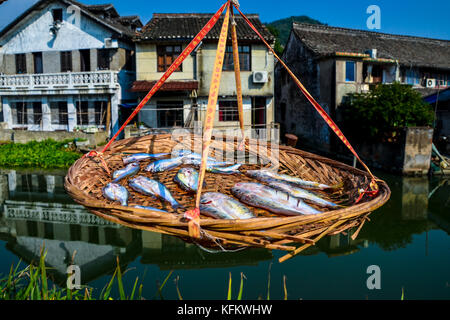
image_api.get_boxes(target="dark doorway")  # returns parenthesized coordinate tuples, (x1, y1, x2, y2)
(252, 97, 266, 126)
(80, 49, 91, 72)
(76, 101, 89, 125)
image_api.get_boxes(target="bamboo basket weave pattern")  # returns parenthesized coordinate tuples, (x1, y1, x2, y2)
(64, 134, 391, 261)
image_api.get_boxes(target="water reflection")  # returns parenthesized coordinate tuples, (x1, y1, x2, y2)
(0, 169, 273, 285)
(0, 169, 448, 287)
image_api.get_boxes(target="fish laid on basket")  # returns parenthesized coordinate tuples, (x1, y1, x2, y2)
(102, 183, 129, 206)
(174, 167, 203, 193)
(246, 169, 342, 191)
(231, 182, 321, 216)
(267, 181, 339, 208)
(200, 192, 256, 220)
(129, 176, 182, 209)
(123, 153, 170, 165)
(112, 162, 140, 182)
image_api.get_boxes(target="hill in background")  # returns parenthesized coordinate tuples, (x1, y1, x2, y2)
(265, 15, 325, 54)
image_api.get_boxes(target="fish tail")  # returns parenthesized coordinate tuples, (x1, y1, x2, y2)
(172, 202, 185, 210)
(329, 180, 344, 190)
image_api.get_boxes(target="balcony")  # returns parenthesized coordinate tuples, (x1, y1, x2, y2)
(0, 71, 118, 91)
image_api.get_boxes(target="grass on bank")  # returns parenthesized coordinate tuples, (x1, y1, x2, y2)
(0, 250, 405, 300)
(0, 139, 82, 169)
(0, 249, 290, 301)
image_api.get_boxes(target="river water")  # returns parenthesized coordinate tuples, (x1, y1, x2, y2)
(0, 169, 448, 300)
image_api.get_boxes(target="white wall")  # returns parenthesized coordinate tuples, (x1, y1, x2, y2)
(0, 2, 124, 54)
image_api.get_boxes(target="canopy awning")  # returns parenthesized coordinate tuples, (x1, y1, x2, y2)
(130, 80, 199, 92)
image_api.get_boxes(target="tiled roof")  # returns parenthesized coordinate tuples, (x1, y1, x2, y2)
(292, 23, 450, 70)
(130, 80, 199, 92)
(115, 15, 143, 28)
(138, 13, 275, 43)
(84, 3, 119, 18)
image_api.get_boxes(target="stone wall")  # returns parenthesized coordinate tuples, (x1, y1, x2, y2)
(0, 129, 107, 148)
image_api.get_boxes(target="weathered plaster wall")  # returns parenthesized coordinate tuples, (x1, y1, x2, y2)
(403, 127, 433, 175)
(335, 59, 365, 107)
(198, 43, 274, 97)
(0, 2, 112, 54)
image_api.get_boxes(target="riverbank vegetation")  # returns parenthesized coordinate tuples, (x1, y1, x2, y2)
(0, 250, 289, 300)
(0, 139, 81, 169)
(339, 82, 434, 143)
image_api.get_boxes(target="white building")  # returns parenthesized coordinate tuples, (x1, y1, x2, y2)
(0, 0, 141, 135)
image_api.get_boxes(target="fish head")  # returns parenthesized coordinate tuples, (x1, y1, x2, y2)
(200, 192, 226, 204)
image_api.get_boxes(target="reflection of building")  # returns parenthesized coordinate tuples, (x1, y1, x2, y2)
(401, 177, 429, 221)
(141, 231, 272, 270)
(0, 170, 140, 285)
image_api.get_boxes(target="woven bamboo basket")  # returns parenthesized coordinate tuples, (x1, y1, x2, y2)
(64, 133, 391, 262)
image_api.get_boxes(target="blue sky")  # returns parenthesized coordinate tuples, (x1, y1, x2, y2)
(1, 0, 449, 40)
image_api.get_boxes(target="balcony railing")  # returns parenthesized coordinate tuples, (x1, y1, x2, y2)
(0, 71, 118, 91)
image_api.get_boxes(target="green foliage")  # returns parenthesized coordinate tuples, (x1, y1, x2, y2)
(339, 83, 434, 143)
(0, 139, 81, 169)
(265, 25, 284, 56)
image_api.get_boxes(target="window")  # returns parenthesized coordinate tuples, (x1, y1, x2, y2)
(157, 101, 184, 128)
(219, 101, 239, 122)
(33, 52, 43, 74)
(345, 61, 355, 82)
(252, 97, 266, 125)
(50, 102, 68, 125)
(94, 101, 107, 125)
(15, 54, 27, 74)
(76, 101, 89, 125)
(15, 102, 28, 125)
(405, 69, 421, 85)
(98, 49, 111, 70)
(60, 51, 72, 72)
(80, 49, 91, 72)
(223, 45, 251, 71)
(157, 45, 182, 72)
(33, 102, 42, 125)
(52, 9, 63, 23)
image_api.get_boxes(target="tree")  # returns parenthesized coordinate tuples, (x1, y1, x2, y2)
(339, 82, 434, 143)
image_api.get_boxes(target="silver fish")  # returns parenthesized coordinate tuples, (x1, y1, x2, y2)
(174, 167, 201, 192)
(267, 181, 338, 208)
(207, 164, 242, 175)
(200, 192, 255, 220)
(231, 182, 321, 216)
(129, 176, 182, 209)
(112, 162, 140, 182)
(182, 157, 230, 167)
(172, 149, 218, 162)
(102, 183, 129, 206)
(123, 153, 169, 165)
(134, 205, 168, 213)
(145, 157, 184, 173)
(246, 169, 336, 190)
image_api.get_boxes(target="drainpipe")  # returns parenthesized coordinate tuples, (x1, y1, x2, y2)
(191, 41, 202, 81)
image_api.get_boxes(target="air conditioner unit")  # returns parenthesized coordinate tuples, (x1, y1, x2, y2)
(253, 71, 268, 83)
(426, 78, 436, 88)
(104, 38, 118, 48)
